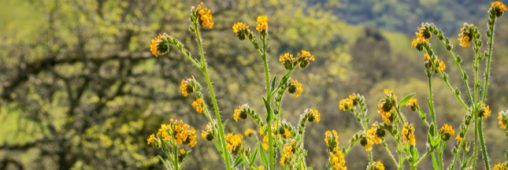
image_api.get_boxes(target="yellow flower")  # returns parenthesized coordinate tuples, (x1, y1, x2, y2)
(201, 123, 214, 141)
(225, 133, 243, 154)
(172, 119, 198, 147)
(244, 128, 254, 137)
(440, 123, 455, 141)
(438, 60, 446, 73)
(307, 108, 320, 122)
(258, 166, 264, 170)
(279, 52, 295, 69)
(402, 123, 416, 146)
(491, 1, 508, 17)
(423, 53, 431, 62)
(288, 79, 303, 97)
(458, 23, 474, 47)
(256, 16, 268, 33)
(232, 22, 250, 40)
(455, 134, 463, 144)
(479, 102, 491, 119)
(407, 98, 419, 111)
(338, 97, 354, 111)
(233, 104, 248, 122)
(147, 134, 156, 145)
(411, 23, 431, 50)
(157, 124, 171, 141)
(361, 136, 373, 152)
(493, 163, 507, 170)
(196, 2, 214, 29)
(180, 80, 189, 97)
(150, 33, 169, 57)
(297, 50, 316, 68)
(192, 98, 204, 113)
(371, 161, 385, 170)
(324, 130, 340, 151)
(378, 89, 397, 123)
(232, 22, 249, 34)
(329, 148, 347, 170)
(498, 111, 507, 129)
(180, 78, 197, 97)
(280, 140, 296, 166)
(262, 135, 268, 150)
(367, 123, 384, 144)
(156, 119, 197, 147)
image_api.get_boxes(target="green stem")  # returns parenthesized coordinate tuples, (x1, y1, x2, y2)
(383, 142, 398, 167)
(472, 106, 478, 169)
(173, 144, 180, 170)
(194, 25, 232, 170)
(478, 120, 490, 169)
(259, 33, 275, 170)
(482, 17, 496, 102)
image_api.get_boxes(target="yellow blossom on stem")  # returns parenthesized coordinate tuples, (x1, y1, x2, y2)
(402, 123, 416, 146)
(297, 50, 316, 68)
(329, 148, 347, 170)
(407, 98, 419, 111)
(201, 123, 214, 141)
(307, 108, 320, 122)
(256, 16, 268, 33)
(338, 98, 354, 111)
(498, 111, 508, 129)
(192, 98, 204, 113)
(370, 161, 385, 170)
(367, 123, 384, 144)
(438, 60, 446, 73)
(455, 134, 463, 144)
(233, 104, 248, 122)
(493, 163, 507, 170)
(147, 134, 156, 145)
(479, 102, 491, 119)
(324, 130, 340, 151)
(279, 52, 295, 69)
(288, 79, 303, 97)
(232, 22, 250, 40)
(225, 133, 243, 154)
(150, 33, 170, 57)
(491, 1, 508, 17)
(196, 2, 214, 29)
(458, 23, 474, 47)
(244, 128, 254, 137)
(440, 123, 455, 141)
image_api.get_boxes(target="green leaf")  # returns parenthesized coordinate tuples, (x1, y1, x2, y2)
(398, 93, 416, 107)
(263, 98, 272, 122)
(233, 155, 244, 167)
(271, 76, 277, 92)
(259, 143, 268, 167)
(249, 147, 258, 166)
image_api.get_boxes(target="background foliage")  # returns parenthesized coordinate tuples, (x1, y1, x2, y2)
(0, 0, 507, 169)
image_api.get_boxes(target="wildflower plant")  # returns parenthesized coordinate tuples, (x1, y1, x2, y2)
(146, 1, 508, 169)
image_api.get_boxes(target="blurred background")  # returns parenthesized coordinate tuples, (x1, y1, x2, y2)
(0, 0, 507, 169)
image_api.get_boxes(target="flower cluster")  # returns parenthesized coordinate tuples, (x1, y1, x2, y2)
(498, 111, 508, 129)
(324, 130, 340, 152)
(407, 97, 419, 111)
(180, 78, 200, 97)
(411, 23, 431, 50)
(150, 33, 170, 57)
(366, 123, 384, 144)
(288, 79, 303, 97)
(305, 108, 321, 123)
(377, 89, 397, 124)
(192, 98, 204, 113)
(490, 1, 508, 17)
(280, 140, 296, 167)
(278, 50, 317, 69)
(338, 94, 358, 111)
(232, 22, 251, 40)
(440, 123, 455, 141)
(368, 161, 385, 170)
(457, 23, 475, 47)
(233, 104, 250, 122)
(225, 133, 243, 154)
(479, 102, 492, 119)
(402, 123, 416, 146)
(195, 2, 214, 29)
(201, 122, 214, 141)
(493, 162, 507, 170)
(329, 148, 347, 170)
(148, 119, 197, 148)
(256, 16, 268, 33)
